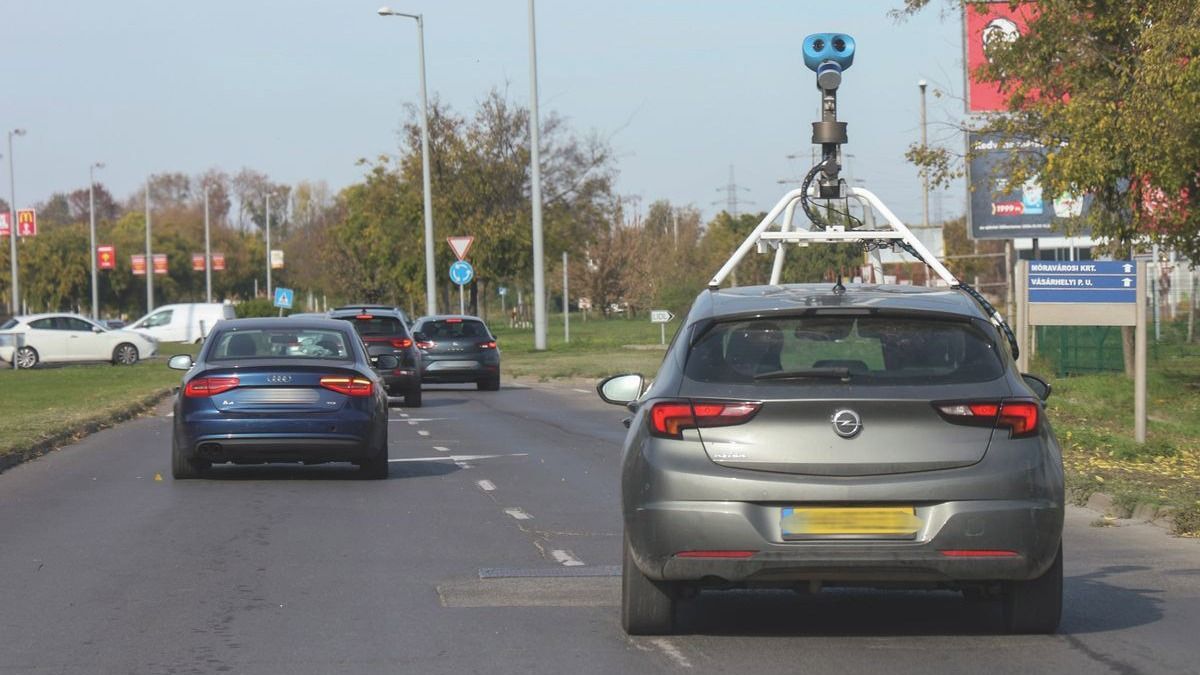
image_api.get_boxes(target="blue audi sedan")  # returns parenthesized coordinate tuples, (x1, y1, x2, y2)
(167, 318, 392, 479)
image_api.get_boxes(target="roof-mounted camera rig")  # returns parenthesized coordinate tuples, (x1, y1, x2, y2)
(707, 33, 1020, 358)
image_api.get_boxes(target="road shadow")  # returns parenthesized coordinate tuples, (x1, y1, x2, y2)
(674, 566, 1164, 637)
(411, 397, 470, 409)
(192, 459, 460, 481)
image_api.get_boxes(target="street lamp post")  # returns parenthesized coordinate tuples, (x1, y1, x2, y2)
(145, 180, 153, 313)
(918, 79, 929, 229)
(378, 7, 437, 316)
(7, 128, 26, 317)
(527, 0, 547, 350)
(89, 162, 105, 320)
(204, 189, 212, 303)
(265, 193, 272, 299)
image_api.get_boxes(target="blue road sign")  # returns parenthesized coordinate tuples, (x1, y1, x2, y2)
(449, 260, 474, 286)
(273, 286, 295, 309)
(1028, 261, 1136, 304)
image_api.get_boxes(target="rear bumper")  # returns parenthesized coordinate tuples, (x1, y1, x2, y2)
(421, 357, 500, 383)
(191, 434, 372, 463)
(628, 498, 1062, 584)
(176, 408, 381, 464)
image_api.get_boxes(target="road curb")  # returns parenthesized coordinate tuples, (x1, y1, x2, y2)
(1068, 487, 1179, 533)
(0, 387, 173, 477)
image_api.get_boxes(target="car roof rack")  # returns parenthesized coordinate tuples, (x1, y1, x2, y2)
(705, 31, 1019, 359)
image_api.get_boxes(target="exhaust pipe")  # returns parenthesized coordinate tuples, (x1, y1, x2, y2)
(198, 442, 222, 456)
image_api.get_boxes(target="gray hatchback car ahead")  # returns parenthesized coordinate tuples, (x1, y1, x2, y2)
(598, 283, 1063, 636)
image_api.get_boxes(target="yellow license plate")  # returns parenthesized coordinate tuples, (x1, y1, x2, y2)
(781, 506, 922, 539)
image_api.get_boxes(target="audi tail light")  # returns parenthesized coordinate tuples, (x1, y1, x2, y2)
(184, 376, 240, 398)
(391, 338, 413, 349)
(319, 376, 374, 397)
(648, 400, 762, 439)
(935, 400, 1040, 438)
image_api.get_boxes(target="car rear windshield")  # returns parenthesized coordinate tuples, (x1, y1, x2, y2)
(0, 319, 18, 330)
(335, 314, 406, 337)
(684, 315, 1004, 386)
(207, 328, 354, 361)
(420, 319, 490, 339)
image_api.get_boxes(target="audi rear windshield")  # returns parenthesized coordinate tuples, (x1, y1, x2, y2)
(683, 315, 1004, 386)
(335, 315, 406, 337)
(207, 328, 355, 361)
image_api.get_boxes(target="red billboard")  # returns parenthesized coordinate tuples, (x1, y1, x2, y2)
(131, 254, 147, 276)
(152, 254, 168, 275)
(192, 253, 206, 271)
(212, 253, 226, 271)
(16, 209, 37, 237)
(0, 212, 9, 237)
(964, 2, 1037, 113)
(97, 245, 116, 270)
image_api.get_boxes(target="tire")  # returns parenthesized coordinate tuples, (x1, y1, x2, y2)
(15, 346, 38, 369)
(621, 535, 676, 635)
(404, 387, 423, 408)
(112, 343, 139, 366)
(477, 376, 501, 391)
(171, 435, 208, 479)
(1002, 543, 1063, 634)
(360, 433, 389, 479)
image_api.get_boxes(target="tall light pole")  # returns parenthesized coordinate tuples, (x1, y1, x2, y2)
(378, 7, 437, 316)
(145, 180, 153, 313)
(918, 79, 929, 229)
(527, 0, 547, 350)
(204, 189, 212, 303)
(7, 128, 26, 316)
(88, 162, 105, 320)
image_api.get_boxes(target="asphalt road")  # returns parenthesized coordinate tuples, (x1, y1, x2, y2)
(1, 381, 1198, 674)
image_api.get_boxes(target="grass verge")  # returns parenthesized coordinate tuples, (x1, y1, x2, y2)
(0, 342, 199, 470)
(493, 313, 672, 381)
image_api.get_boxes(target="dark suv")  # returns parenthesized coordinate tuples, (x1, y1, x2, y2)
(410, 315, 501, 391)
(329, 307, 423, 406)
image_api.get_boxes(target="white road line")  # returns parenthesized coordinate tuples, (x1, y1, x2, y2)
(388, 417, 446, 424)
(571, 388, 589, 394)
(400, 413, 409, 418)
(454, 461, 474, 469)
(418, 430, 430, 437)
(389, 453, 528, 464)
(165, 412, 174, 418)
(407, 420, 418, 426)
(649, 639, 693, 669)
(551, 550, 585, 567)
(476, 479, 496, 492)
(433, 446, 451, 453)
(504, 507, 533, 521)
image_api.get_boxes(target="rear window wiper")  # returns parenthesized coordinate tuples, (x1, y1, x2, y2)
(754, 367, 852, 381)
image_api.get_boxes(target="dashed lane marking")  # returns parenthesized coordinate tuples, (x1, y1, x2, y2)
(388, 453, 527, 464)
(571, 388, 589, 394)
(433, 446, 451, 452)
(476, 480, 496, 492)
(648, 639, 693, 669)
(504, 507, 533, 520)
(551, 550, 585, 567)
(418, 430, 430, 437)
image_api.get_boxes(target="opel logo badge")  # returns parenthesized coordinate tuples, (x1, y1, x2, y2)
(831, 409, 862, 439)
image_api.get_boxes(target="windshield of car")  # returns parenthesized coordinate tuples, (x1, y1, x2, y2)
(207, 328, 354, 361)
(0, 319, 18, 330)
(335, 315, 406, 337)
(684, 315, 1004, 386)
(419, 319, 490, 340)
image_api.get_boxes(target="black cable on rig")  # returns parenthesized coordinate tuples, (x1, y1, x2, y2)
(895, 240, 1020, 360)
(800, 160, 829, 229)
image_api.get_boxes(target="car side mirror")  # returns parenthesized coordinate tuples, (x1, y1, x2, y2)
(597, 373, 645, 406)
(93, 327, 104, 333)
(168, 354, 194, 370)
(413, 331, 428, 342)
(374, 354, 400, 370)
(1021, 373, 1052, 401)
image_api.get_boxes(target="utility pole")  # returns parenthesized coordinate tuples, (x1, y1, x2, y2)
(265, 193, 272, 300)
(528, 0, 547, 350)
(88, 162, 105, 320)
(562, 251, 569, 344)
(145, 181, 153, 313)
(918, 80, 929, 229)
(714, 164, 751, 218)
(7, 128, 25, 318)
(204, 190, 212, 303)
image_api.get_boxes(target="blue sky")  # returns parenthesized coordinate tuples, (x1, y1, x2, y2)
(4, 0, 966, 224)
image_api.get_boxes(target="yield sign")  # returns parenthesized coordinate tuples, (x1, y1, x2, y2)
(447, 235, 474, 261)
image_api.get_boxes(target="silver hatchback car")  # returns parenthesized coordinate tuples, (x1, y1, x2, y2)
(598, 284, 1063, 636)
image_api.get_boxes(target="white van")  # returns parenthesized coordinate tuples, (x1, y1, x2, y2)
(128, 303, 236, 343)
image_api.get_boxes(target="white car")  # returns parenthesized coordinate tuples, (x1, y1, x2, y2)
(127, 303, 235, 343)
(0, 313, 158, 368)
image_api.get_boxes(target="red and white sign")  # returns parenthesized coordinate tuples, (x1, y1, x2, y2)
(0, 212, 10, 237)
(212, 253, 226, 271)
(131, 254, 147, 276)
(152, 254, 168, 275)
(97, 245, 116, 270)
(192, 253, 206, 271)
(964, 2, 1036, 113)
(447, 235, 474, 261)
(16, 209, 37, 237)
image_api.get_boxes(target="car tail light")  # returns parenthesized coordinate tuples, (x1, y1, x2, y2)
(674, 550, 757, 559)
(184, 376, 239, 398)
(416, 340, 436, 349)
(356, 314, 374, 320)
(480, 340, 497, 349)
(445, 318, 463, 323)
(935, 400, 1040, 438)
(649, 400, 762, 439)
(391, 338, 413, 349)
(319, 376, 374, 397)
